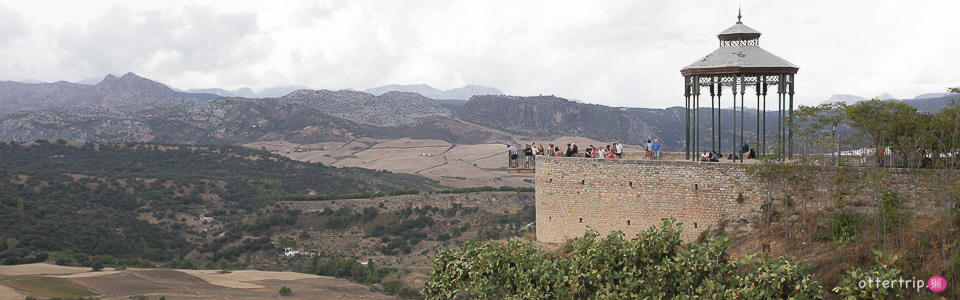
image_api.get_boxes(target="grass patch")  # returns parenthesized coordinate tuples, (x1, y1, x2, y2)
(5, 277, 96, 298)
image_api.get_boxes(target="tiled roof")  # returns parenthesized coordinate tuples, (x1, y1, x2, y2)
(682, 45, 798, 70)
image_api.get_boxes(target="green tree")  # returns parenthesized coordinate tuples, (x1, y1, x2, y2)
(845, 99, 917, 161)
(91, 261, 104, 271)
(279, 286, 292, 296)
(6, 237, 19, 250)
(793, 102, 847, 164)
(832, 250, 904, 299)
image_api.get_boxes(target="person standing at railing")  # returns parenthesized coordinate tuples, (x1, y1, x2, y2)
(645, 140, 653, 160)
(653, 139, 662, 160)
(615, 141, 623, 159)
(523, 144, 533, 168)
(554, 146, 562, 157)
(536, 143, 544, 164)
(507, 144, 519, 168)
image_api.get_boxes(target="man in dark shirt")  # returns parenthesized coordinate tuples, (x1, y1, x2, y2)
(741, 141, 750, 159)
(523, 144, 533, 167)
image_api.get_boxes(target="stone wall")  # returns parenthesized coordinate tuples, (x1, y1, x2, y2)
(535, 155, 951, 244)
(279, 191, 535, 214)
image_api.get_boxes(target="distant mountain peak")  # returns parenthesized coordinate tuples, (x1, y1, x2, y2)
(102, 74, 120, 82)
(914, 92, 952, 100)
(821, 94, 866, 105)
(363, 84, 503, 100)
(875, 92, 896, 101)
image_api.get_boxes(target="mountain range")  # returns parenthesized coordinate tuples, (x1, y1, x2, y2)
(362, 84, 503, 100)
(0, 73, 507, 145)
(0, 73, 956, 151)
(821, 92, 957, 113)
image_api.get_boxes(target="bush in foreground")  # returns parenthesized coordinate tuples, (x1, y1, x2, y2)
(424, 218, 824, 299)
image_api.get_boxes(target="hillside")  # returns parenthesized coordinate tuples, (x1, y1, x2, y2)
(0, 141, 440, 261)
(457, 95, 656, 145)
(0, 93, 510, 145)
(0, 73, 207, 114)
(279, 90, 451, 127)
(0, 141, 537, 298)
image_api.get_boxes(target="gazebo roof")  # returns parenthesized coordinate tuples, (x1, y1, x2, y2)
(718, 23, 761, 40)
(680, 45, 798, 76)
(681, 12, 798, 76)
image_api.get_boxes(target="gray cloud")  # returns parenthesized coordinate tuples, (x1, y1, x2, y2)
(57, 5, 269, 80)
(2, 1, 959, 108)
(0, 5, 28, 45)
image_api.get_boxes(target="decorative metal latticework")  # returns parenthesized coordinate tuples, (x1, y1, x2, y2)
(720, 39, 759, 47)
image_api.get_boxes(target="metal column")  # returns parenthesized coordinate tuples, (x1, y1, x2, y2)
(739, 74, 745, 163)
(762, 76, 767, 157)
(731, 77, 738, 159)
(710, 80, 716, 152)
(755, 76, 760, 157)
(685, 77, 691, 160)
(788, 74, 795, 160)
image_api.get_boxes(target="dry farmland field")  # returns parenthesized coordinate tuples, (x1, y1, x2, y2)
(246, 136, 623, 187)
(0, 263, 391, 299)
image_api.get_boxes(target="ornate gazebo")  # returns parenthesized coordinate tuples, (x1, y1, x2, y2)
(681, 11, 798, 161)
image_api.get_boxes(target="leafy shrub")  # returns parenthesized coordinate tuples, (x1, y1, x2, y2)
(424, 218, 824, 299)
(831, 250, 903, 299)
(279, 286, 292, 296)
(879, 190, 909, 234)
(822, 211, 862, 245)
(91, 261, 104, 271)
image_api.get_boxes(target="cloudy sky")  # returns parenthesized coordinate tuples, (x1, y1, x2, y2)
(2, 0, 958, 108)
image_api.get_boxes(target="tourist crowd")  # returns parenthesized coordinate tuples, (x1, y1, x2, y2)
(507, 139, 663, 168)
(697, 141, 759, 163)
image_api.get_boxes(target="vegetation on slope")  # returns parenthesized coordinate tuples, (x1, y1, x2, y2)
(0, 141, 440, 262)
(426, 219, 825, 299)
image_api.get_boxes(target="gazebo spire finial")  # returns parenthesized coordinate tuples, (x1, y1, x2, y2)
(737, 7, 742, 24)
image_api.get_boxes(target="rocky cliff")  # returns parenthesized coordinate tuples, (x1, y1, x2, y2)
(280, 90, 451, 127)
(457, 95, 657, 145)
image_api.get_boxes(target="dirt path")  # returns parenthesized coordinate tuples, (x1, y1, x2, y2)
(0, 263, 91, 276)
(0, 284, 27, 299)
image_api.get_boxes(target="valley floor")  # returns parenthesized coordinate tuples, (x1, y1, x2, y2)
(0, 263, 390, 299)
(246, 136, 628, 188)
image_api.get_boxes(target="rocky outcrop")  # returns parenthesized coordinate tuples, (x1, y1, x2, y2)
(0, 105, 153, 142)
(280, 90, 451, 127)
(457, 95, 656, 145)
(0, 73, 207, 114)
